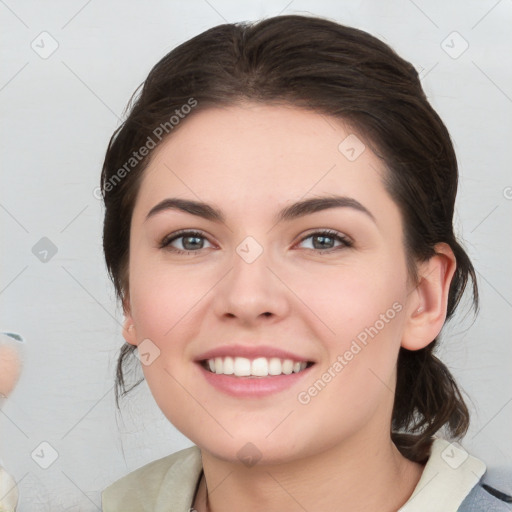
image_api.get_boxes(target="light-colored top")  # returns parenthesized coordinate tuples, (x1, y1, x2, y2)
(102, 437, 487, 512)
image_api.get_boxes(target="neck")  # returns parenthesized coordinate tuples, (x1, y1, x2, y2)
(194, 431, 424, 512)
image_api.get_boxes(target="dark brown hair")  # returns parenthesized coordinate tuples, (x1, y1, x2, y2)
(101, 14, 478, 463)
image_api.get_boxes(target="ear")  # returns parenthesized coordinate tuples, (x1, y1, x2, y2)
(121, 292, 138, 346)
(401, 243, 456, 351)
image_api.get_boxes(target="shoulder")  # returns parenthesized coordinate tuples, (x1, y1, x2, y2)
(399, 438, 511, 512)
(101, 445, 203, 512)
(458, 480, 512, 511)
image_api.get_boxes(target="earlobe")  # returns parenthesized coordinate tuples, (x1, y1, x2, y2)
(121, 294, 138, 346)
(401, 243, 457, 351)
(122, 319, 138, 346)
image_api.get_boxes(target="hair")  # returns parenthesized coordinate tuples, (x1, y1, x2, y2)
(101, 14, 478, 463)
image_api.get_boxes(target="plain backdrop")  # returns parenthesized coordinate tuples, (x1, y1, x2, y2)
(1, 0, 511, 510)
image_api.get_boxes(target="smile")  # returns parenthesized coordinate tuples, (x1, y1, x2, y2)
(203, 356, 312, 377)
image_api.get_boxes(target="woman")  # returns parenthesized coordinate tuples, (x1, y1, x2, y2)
(100, 14, 510, 512)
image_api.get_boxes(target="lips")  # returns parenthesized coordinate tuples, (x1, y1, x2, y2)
(194, 344, 316, 397)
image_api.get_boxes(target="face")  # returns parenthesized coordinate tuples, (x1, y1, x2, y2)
(123, 103, 419, 464)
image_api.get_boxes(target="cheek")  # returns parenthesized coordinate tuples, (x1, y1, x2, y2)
(296, 260, 406, 342)
(304, 261, 407, 399)
(293, 278, 406, 438)
(128, 249, 207, 341)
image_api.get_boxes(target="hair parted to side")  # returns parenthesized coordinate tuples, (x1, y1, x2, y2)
(101, 14, 478, 463)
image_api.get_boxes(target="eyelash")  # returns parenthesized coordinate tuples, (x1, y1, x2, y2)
(159, 229, 353, 255)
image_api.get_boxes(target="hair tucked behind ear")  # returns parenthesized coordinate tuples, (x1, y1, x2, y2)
(392, 348, 471, 463)
(390, 235, 477, 462)
(115, 343, 143, 409)
(102, 14, 478, 463)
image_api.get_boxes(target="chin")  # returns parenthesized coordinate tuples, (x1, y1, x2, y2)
(188, 425, 322, 467)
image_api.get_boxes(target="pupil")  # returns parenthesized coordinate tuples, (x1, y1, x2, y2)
(183, 236, 202, 250)
(314, 235, 333, 249)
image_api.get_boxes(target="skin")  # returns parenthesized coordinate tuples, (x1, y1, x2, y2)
(122, 102, 456, 512)
(0, 343, 21, 398)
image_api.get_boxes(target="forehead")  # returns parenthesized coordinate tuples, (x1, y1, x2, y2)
(134, 103, 395, 223)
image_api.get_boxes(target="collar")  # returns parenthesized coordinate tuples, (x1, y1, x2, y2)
(398, 437, 486, 512)
(103, 438, 485, 512)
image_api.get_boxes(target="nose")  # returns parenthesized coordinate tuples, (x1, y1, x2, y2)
(212, 243, 290, 325)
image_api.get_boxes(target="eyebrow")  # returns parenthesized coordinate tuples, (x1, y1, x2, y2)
(145, 195, 376, 224)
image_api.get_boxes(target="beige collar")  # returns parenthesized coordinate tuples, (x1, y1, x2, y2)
(102, 437, 485, 512)
(398, 437, 486, 512)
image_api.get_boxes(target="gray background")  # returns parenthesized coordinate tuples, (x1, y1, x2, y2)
(1, 0, 511, 510)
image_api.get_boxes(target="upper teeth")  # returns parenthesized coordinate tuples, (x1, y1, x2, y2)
(206, 357, 308, 377)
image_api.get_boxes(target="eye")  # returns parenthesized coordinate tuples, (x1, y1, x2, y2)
(160, 229, 352, 255)
(160, 230, 214, 254)
(296, 229, 353, 252)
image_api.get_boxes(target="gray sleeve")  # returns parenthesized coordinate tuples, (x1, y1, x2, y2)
(458, 483, 512, 512)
